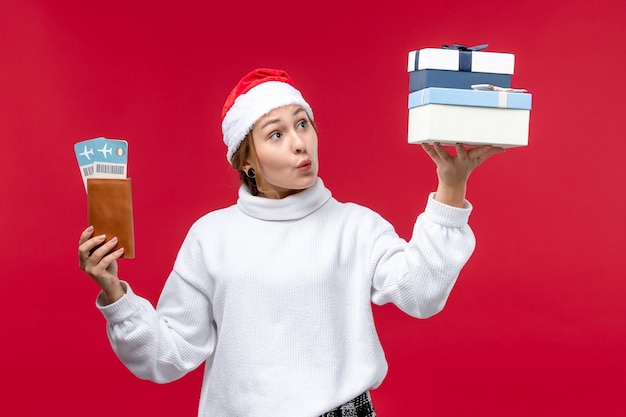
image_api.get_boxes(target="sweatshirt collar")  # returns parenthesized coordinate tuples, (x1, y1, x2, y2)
(237, 177, 332, 221)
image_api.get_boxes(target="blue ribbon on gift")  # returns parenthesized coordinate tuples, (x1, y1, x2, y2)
(441, 43, 489, 72)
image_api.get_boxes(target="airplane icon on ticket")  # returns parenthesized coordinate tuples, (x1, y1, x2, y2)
(79, 145, 94, 161)
(97, 143, 113, 159)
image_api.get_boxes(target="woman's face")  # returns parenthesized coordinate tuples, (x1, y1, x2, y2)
(248, 104, 318, 199)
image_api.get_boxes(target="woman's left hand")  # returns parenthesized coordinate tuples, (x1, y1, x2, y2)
(421, 142, 505, 207)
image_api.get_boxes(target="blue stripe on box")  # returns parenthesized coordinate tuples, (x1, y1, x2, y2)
(409, 70, 511, 92)
(459, 50, 472, 72)
(408, 87, 532, 110)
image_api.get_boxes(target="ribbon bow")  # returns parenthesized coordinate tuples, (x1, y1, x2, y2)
(441, 43, 489, 71)
(442, 43, 489, 51)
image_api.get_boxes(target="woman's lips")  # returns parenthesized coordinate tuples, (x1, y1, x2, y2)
(296, 159, 312, 171)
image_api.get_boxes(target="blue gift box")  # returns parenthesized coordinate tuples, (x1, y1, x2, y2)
(408, 87, 532, 110)
(409, 69, 512, 92)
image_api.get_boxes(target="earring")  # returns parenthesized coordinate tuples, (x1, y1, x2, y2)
(246, 168, 256, 179)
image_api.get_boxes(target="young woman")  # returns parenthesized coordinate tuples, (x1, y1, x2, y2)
(78, 68, 504, 417)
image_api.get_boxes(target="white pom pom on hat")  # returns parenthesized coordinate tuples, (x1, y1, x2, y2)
(221, 68, 314, 165)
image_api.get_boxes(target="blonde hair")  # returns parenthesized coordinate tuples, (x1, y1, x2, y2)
(230, 132, 260, 196)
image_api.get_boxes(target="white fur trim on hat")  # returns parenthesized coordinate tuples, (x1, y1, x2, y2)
(222, 81, 314, 164)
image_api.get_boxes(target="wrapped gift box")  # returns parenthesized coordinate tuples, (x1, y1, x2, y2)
(409, 87, 532, 110)
(408, 48, 515, 74)
(409, 69, 511, 92)
(408, 104, 530, 147)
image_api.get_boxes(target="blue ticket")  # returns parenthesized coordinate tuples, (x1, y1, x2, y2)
(74, 137, 128, 191)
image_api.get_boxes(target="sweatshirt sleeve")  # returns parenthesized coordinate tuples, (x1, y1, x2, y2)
(370, 192, 476, 318)
(96, 230, 216, 383)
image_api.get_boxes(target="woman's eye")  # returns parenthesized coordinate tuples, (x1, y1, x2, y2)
(297, 120, 308, 129)
(269, 132, 282, 141)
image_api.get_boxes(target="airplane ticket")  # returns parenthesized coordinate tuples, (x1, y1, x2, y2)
(74, 137, 128, 192)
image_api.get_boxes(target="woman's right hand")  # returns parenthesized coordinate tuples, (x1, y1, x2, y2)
(78, 226, 126, 304)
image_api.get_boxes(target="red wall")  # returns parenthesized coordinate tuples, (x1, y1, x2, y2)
(2, 0, 625, 415)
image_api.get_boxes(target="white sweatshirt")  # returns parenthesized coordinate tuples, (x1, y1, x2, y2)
(97, 177, 475, 417)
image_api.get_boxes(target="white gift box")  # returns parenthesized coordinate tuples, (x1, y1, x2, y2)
(407, 48, 515, 74)
(408, 104, 530, 147)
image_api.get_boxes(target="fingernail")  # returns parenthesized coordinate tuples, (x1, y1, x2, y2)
(87, 225, 94, 232)
(96, 234, 106, 240)
(111, 237, 118, 243)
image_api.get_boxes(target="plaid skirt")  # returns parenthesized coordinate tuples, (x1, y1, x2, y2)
(320, 391, 376, 417)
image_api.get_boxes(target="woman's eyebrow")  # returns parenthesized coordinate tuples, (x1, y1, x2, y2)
(260, 118, 281, 130)
(260, 107, 306, 130)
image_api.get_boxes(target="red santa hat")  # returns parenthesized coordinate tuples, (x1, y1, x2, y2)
(221, 68, 314, 164)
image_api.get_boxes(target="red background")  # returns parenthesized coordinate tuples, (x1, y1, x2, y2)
(2, 0, 625, 415)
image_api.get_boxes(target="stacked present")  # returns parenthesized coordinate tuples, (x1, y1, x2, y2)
(407, 43, 532, 147)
